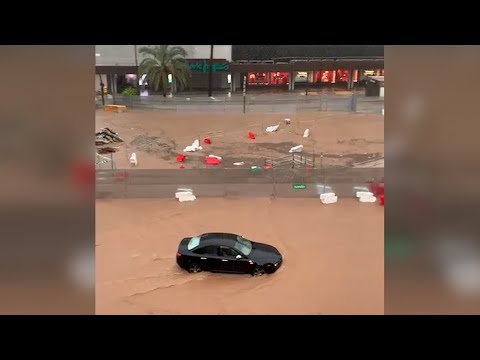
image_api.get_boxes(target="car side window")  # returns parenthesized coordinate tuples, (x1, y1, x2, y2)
(220, 246, 238, 258)
(194, 245, 219, 256)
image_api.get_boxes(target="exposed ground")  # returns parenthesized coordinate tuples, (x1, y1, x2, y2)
(96, 110, 384, 170)
(96, 198, 384, 315)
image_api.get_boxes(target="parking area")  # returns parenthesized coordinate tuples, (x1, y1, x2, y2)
(96, 197, 384, 314)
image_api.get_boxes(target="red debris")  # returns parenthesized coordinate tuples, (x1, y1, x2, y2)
(204, 156, 221, 165)
(176, 154, 186, 162)
(248, 132, 255, 140)
(379, 194, 384, 206)
(179, 165, 185, 169)
(263, 164, 273, 170)
(203, 138, 211, 145)
(367, 181, 384, 197)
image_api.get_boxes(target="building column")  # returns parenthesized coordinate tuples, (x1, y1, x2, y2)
(347, 69, 354, 90)
(308, 71, 314, 83)
(231, 73, 236, 93)
(112, 74, 117, 104)
(107, 74, 113, 94)
(289, 71, 295, 91)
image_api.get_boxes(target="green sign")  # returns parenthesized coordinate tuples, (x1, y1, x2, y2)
(292, 183, 307, 190)
(189, 60, 229, 73)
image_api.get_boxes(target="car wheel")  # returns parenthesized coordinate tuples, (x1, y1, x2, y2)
(252, 266, 265, 277)
(188, 262, 202, 273)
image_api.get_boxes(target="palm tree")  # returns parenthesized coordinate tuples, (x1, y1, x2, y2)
(138, 45, 191, 97)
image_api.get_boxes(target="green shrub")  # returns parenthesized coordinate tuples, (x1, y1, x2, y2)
(122, 87, 138, 96)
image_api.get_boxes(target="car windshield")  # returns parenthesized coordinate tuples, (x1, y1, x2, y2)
(234, 236, 253, 256)
(187, 236, 201, 250)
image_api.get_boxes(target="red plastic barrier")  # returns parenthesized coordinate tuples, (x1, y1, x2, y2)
(248, 132, 255, 140)
(204, 156, 221, 165)
(379, 194, 384, 206)
(176, 154, 186, 162)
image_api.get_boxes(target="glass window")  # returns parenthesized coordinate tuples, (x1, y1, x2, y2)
(314, 70, 335, 83)
(336, 70, 348, 83)
(220, 247, 237, 257)
(187, 236, 201, 250)
(248, 72, 268, 85)
(269, 72, 289, 85)
(233, 237, 253, 256)
(194, 245, 218, 256)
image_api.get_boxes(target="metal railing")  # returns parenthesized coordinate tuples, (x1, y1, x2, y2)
(96, 167, 384, 199)
(98, 93, 384, 115)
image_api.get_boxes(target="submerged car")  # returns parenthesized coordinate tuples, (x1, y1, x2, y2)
(176, 232, 283, 276)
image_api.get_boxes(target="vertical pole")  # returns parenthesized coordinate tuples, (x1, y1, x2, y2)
(208, 45, 214, 97)
(98, 72, 105, 106)
(305, 70, 309, 96)
(243, 75, 246, 114)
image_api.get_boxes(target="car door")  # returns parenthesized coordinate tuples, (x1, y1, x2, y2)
(219, 246, 237, 272)
(193, 245, 221, 271)
(219, 246, 252, 273)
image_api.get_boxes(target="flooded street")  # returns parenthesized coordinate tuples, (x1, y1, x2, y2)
(96, 198, 384, 314)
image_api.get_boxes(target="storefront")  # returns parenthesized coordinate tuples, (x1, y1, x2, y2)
(97, 57, 384, 93)
(247, 71, 290, 86)
(230, 58, 384, 92)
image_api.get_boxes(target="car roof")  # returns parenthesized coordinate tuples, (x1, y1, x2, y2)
(199, 233, 238, 247)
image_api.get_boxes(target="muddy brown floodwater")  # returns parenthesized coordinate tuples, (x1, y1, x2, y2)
(96, 198, 384, 314)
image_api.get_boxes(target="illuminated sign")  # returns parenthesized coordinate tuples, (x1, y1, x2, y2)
(189, 59, 229, 73)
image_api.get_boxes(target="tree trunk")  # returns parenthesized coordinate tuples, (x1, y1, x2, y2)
(208, 45, 214, 97)
(134, 45, 140, 95)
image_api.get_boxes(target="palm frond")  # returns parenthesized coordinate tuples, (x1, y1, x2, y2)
(138, 45, 191, 94)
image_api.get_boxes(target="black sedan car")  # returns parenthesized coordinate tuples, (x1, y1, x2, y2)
(176, 232, 283, 276)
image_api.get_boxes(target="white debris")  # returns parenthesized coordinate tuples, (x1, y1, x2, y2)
(359, 195, 377, 203)
(129, 152, 138, 167)
(320, 192, 338, 204)
(303, 129, 310, 138)
(208, 154, 222, 160)
(320, 192, 336, 200)
(284, 118, 291, 125)
(289, 145, 303, 153)
(233, 162, 245, 166)
(356, 191, 374, 198)
(183, 139, 203, 152)
(176, 187, 196, 202)
(175, 191, 193, 198)
(321, 195, 338, 204)
(178, 194, 197, 202)
(266, 124, 280, 133)
(353, 186, 370, 195)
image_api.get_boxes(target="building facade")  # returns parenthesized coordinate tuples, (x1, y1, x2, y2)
(95, 45, 384, 94)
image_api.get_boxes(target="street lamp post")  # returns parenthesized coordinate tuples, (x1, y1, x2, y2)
(208, 45, 214, 97)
